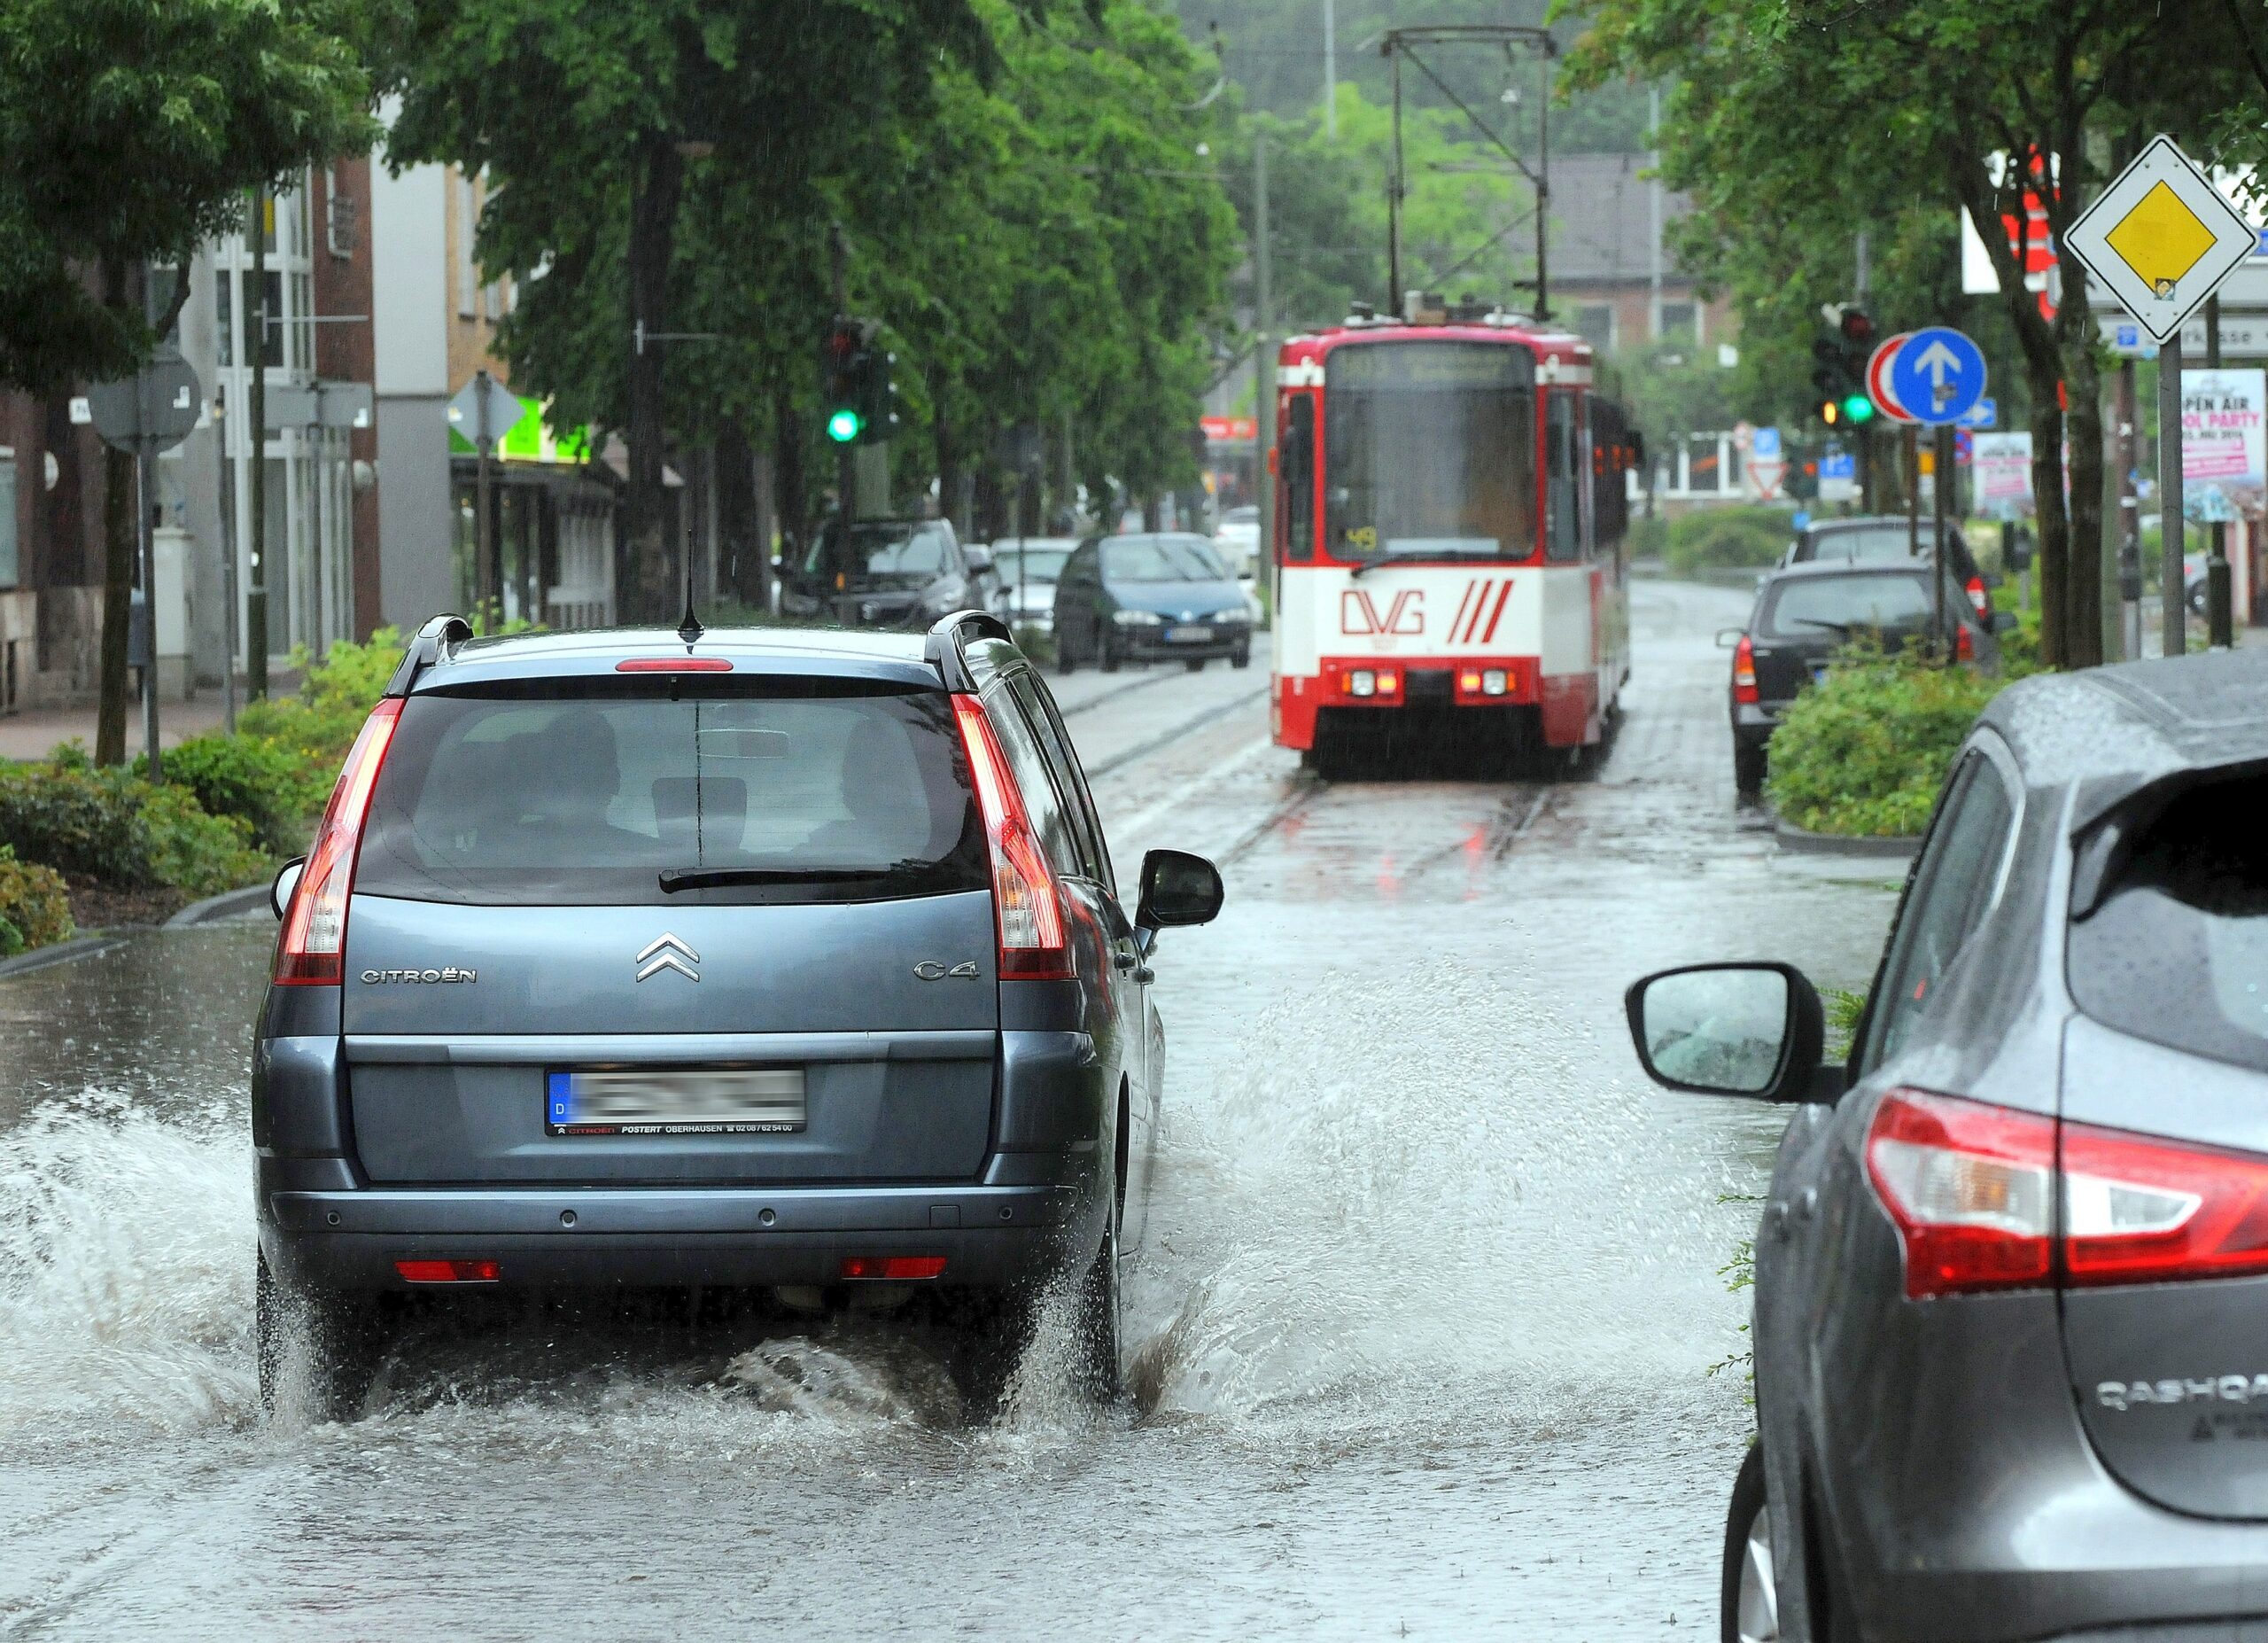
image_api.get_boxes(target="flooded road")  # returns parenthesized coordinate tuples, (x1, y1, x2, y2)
(0, 580, 1905, 1639)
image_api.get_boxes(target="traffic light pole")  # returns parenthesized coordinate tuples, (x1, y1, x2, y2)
(831, 223, 855, 526)
(2206, 293, 2234, 647)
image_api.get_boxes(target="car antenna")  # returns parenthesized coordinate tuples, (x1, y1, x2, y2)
(677, 526, 703, 648)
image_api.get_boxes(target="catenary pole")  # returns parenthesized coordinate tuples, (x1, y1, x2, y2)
(2159, 332, 2186, 658)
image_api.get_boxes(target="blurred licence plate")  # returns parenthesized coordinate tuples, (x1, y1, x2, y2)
(1165, 625, 1214, 642)
(547, 1069, 805, 1135)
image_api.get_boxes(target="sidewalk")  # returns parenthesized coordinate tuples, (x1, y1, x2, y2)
(0, 692, 237, 762)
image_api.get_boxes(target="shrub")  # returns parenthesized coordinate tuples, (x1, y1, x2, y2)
(1663, 504, 1795, 575)
(1628, 514, 1669, 561)
(0, 760, 269, 896)
(1764, 644, 2003, 837)
(143, 733, 326, 856)
(237, 626, 406, 766)
(0, 844, 73, 955)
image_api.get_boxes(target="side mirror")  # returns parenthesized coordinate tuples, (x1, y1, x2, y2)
(1136, 847, 1223, 932)
(1992, 610, 2018, 635)
(271, 854, 308, 921)
(1716, 627, 1744, 649)
(1623, 961, 1828, 1102)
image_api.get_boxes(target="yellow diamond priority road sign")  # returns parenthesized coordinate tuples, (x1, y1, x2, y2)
(2066, 135, 2256, 343)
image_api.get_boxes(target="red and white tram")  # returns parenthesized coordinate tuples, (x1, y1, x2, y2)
(1268, 305, 1639, 773)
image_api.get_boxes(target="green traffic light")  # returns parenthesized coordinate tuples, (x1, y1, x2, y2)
(827, 408, 863, 443)
(1841, 393, 1876, 424)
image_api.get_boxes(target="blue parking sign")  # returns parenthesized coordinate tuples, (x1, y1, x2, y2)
(1751, 426, 1782, 460)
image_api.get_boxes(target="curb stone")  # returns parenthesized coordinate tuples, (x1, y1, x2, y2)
(164, 884, 274, 928)
(1773, 819, 1921, 860)
(0, 931, 134, 979)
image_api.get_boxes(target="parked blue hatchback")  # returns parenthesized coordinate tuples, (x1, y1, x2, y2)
(1052, 533, 1254, 673)
(255, 611, 1223, 1417)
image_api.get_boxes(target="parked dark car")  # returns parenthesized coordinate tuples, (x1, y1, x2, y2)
(1053, 533, 1253, 674)
(1783, 514, 1996, 621)
(780, 516, 993, 629)
(1628, 643, 2268, 1643)
(1725, 561, 2008, 797)
(255, 611, 1223, 1418)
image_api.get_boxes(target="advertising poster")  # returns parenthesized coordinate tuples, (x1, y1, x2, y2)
(2181, 368, 2268, 524)
(1972, 432, 2034, 516)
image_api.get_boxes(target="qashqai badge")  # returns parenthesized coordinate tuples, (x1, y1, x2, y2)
(636, 933, 700, 984)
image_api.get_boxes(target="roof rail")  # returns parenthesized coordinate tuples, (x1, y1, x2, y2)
(923, 609, 1014, 692)
(384, 613, 474, 697)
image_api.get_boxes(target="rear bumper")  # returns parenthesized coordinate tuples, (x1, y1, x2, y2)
(260, 1180, 1088, 1292)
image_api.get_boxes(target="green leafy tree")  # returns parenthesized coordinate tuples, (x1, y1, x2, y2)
(0, 0, 382, 759)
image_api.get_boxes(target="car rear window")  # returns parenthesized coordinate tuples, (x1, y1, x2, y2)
(1762, 572, 1934, 639)
(2070, 773, 2268, 1071)
(1802, 526, 1929, 563)
(354, 678, 987, 906)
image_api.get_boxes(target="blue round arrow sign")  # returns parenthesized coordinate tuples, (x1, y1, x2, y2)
(1887, 326, 1986, 426)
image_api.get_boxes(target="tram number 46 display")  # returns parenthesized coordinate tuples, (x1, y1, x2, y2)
(1341, 588, 1425, 635)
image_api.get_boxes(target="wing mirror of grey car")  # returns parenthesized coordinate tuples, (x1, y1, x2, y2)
(1136, 848, 1224, 937)
(1623, 961, 1831, 1103)
(270, 854, 308, 920)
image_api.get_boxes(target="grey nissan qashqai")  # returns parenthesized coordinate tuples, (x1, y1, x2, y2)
(1628, 645, 2268, 1643)
(254, 610, 1222, 1417)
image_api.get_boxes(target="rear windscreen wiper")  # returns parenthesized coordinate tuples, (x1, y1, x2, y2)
(1783, 618, 1852, 635)
(659, 865, 900, 893)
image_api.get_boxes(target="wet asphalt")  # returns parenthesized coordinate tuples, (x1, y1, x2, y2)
(0, 578, 1907, 1639)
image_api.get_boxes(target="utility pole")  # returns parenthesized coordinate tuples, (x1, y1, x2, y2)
(2118, 358, 2141, 660)
(1932, 424, 1953, 659)
(830, 222, 855, 527)
(2158, 331, 2186, 658)
(1648, 85, 1663, 341)
(247, 186, 268, 697)
(1386, 48, 1403, 312)
(1254, 133, 1277, 611)
(1854, 230, 1872, 511)
(1323, 0, 1336, 139)
(473, 368, 499, 618)
(1533, 39, 1550, 323)
(2206, 292, 2234, 647)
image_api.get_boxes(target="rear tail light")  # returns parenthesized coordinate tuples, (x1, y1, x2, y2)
(1966, 575, 1990, 619)
(276, 698, 402, 985)
(2062, 1125, 2268, 1287)
(1954, 620, 1976, 663)
(1866, 1089, 2268, 1298)
(840, 1255, 948, 1281)
(951, 697, 1073, 981)
(1732, 635, 1759, 705)
(617, 657, 733, 673)
(396, 1258, 500, 1284)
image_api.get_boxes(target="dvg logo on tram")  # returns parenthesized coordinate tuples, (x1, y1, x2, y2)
(1341, 588, 1425, 635)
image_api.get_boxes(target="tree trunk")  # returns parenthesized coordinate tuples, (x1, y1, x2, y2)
(934, 410, 963, 539)
(94, 258, 135, 766)
(2063, 346, 2107, 668)
(717, 416, 765, 611)
(621, 133, 685, 624)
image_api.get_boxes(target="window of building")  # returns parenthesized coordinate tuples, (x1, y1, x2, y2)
(1574, 305, 1615, 351)
(1657, 300, 1697, 342)
(0, 447, 18, 588)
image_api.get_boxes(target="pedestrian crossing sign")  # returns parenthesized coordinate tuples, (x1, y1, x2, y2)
(2066, 136, 2256, 343)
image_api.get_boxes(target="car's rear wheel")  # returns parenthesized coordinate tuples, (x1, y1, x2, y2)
(1071, 1195, 1122, 1403)
(1734, 737, 1767, 798)
(257, 1252, 384, 1422)
(1723, 1444, 1778, 1643)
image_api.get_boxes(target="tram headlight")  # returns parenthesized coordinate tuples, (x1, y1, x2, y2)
(1481, 669, 1509, 696)
(1348, 670, 1376, 697)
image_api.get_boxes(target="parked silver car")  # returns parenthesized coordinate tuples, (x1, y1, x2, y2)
(1629, 644, 2268, 1641)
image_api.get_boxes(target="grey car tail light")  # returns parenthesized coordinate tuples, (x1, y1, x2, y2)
(951, 695, 1073, 980)
(1866, 1088, 2268, 1299)
(276, 698, 402, 986)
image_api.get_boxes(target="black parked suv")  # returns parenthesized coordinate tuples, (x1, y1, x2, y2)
(1783, 514, 1996, 621)
(1630, 644, 2268, 1641)
(1725, 560, 2007, 797)
(779, 516, 995, 629)
(255, 611, 1222, 1417)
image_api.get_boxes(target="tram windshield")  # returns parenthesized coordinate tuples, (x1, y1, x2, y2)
(1323, 342, 1539, 566)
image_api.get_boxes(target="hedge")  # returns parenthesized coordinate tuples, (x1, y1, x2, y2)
(1764, 646, 2004, 837)
(1663, 504, 1796, 575)
(0, 754, 271, 899)
(0, 845, 72, 956)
